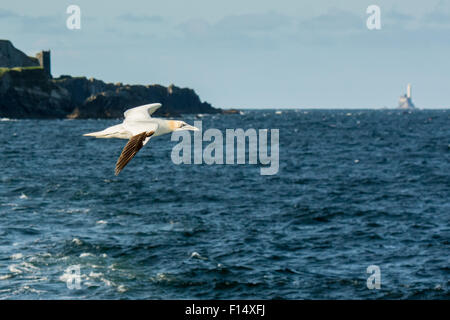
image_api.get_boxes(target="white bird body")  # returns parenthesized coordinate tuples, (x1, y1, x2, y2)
(83, 103, 198, 175)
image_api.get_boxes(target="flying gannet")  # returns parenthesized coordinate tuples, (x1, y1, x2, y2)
(83, 103, 198, 175)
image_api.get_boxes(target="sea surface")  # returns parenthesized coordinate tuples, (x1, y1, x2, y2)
(0, 110, 449, 299)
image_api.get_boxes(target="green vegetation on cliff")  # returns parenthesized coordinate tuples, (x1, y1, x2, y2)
(0, 66, 43, 77)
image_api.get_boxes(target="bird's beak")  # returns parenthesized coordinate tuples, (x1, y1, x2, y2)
(176, 124, 199, 131)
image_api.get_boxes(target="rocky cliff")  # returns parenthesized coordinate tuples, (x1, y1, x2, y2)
(0, 40, 222, 119)
(0, 40, 40, 68)
(53, 76, 220, 119)
(0, 67, 73, 118)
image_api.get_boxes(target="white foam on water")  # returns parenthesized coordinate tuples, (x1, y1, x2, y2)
(0, 274, 12, 280)
(66, 208, 90, 214)
(19, 193, 28, 199)
(117, 285, 127, 293)
(72, 238, 82, 245)
(8, 265, 23, 274)
(152, 273, 176, 283)
(83, 281, 100, 288)
(101, 278, 113, 286)
(79, 253, 94, 258)
(88, 271, 103, 278)
(28, 252, 52, 263)
(17, 286, 46, 294)
(96, 220, 107, 224)
(26, 276, 49, 282)
(21, 262, 38, 272)
(58, 272, 71, 283)
(59, 270, 88, 283)
(10, 253, 23, 260)
(190, 251, 207, 260)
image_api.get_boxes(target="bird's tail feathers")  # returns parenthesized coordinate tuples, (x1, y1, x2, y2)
(83, 130, 110, 138)
(83, 124, 128, 139)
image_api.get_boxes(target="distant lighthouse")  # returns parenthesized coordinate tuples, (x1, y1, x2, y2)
(398, 83, 416, 109)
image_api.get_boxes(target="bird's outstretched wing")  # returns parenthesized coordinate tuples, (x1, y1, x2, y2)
(115, 131, 155, 175)
(123, 103, 162, 120)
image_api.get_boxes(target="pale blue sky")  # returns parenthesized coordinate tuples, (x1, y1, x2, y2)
(1, 0, 449, 108)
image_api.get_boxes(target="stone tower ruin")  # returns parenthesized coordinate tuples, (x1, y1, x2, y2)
(36, 50, 51, 78)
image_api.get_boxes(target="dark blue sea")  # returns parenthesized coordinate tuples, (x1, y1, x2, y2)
(0, 110, 449, 299)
